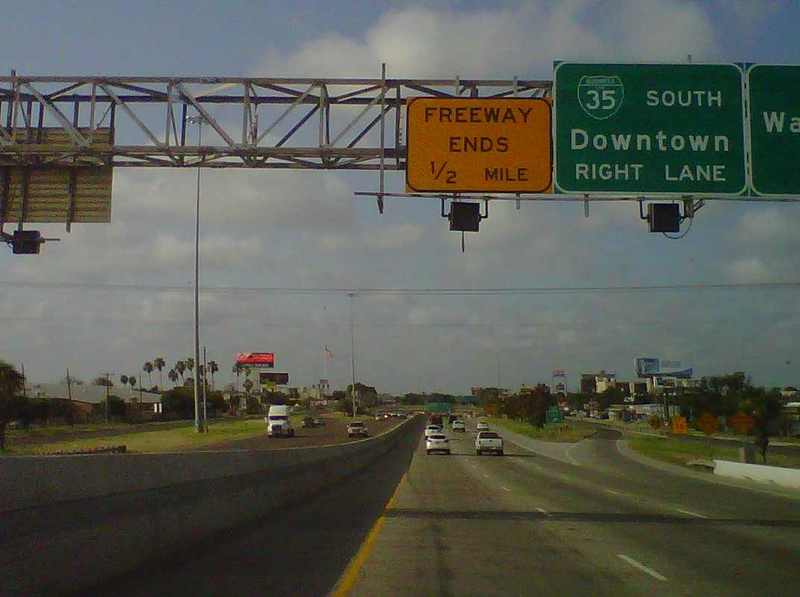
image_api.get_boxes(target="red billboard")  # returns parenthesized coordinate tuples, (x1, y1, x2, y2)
(236, 352, 275, 368)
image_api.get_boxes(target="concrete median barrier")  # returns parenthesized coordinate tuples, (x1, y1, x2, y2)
(0, 416, 424, 597)
(713, 459, 800, 489)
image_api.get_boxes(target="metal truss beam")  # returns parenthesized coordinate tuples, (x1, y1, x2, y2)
(0, 75, 551, 170)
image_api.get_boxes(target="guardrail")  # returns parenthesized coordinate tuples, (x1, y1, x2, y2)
(0, 415, 424, 596)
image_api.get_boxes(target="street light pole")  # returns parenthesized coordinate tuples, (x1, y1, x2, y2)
(187, 115, 204, 432)
(349, 292, 357, 418)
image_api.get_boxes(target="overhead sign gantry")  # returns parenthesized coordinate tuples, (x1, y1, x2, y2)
(1, 65, 798, 253)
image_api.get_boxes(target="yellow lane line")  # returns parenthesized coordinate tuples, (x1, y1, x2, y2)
(330, 472, 407, 597)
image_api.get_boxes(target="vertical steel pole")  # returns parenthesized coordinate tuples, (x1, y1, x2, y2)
(193, 119, 202, 432)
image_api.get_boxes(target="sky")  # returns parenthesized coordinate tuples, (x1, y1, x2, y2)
(1, 0, 799, 394)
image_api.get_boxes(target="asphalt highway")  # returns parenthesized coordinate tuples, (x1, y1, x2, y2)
(101, 418, 800, 597)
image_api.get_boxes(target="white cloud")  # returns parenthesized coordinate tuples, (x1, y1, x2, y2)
(259, 1, 719, 79)
(725, 257, 772, 282)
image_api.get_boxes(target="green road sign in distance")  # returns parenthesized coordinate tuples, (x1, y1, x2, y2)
(748, 65, 800, 196)
(554, 63, 747, 195)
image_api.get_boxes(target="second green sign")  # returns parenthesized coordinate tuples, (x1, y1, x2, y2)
(554, 63, 747, 195)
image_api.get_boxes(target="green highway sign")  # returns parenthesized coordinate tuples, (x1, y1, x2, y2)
(554, 63, 747, 195)
(546, 406, 563, 424)
(748, 65, 800, 196)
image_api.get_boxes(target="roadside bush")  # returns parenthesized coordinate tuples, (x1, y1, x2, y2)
(161, 388, 194, 420)
(648, 415, 662, 430)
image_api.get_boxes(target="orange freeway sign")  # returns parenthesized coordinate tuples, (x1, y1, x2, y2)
(728, 412, 755, 434)
(406, 98, 552, 193)
(671, 416, 688, 434)
(697, 413, 719, 436)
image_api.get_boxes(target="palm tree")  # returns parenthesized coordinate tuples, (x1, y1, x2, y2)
(168, 369, 179, 386)
(175, 360, 186, 383)
(208, 360, 219, 391)
(154, 357, 166, 388)
(243, 378, 254, 396)
(143, 361, 154, 387)
(128, 375, 137, 391)
(186, 358, 195, 378)
(120, 374, 129, 387)
(232, 363, 243, 393)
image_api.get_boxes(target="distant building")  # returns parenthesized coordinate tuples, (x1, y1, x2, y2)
(580, 371, 616, 394)
(29, 382, 160, 405)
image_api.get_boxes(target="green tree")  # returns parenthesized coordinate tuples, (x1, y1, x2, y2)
(161, 387, 195, 419)
(742, 388, 783, 464)
(208, 361, 218, 391)
(168, 369, 179, 387)
(93, 376, 113, 388)
(232, 363, 244, 392)
(175, 361, 186, 383)
(120, 374, 129, 387)
(128, 376, 137, 391)
(0, 361, 26, 451)
(153, 357, 166, 389)
(243, 378, 254, 395)
(143, 361, 154, 386)
(92, 395, 126, 419)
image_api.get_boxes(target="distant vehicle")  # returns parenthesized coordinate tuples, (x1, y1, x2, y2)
(426, 433, 450, 455)
(429, 414, 444, 427)
(375, 413, 384, 421)
(476, 421, 489, 432)
(313, 417, 325, 426)
(475, 431, 503, 456)
(302, 416, 316, 428)
(425, 424, 443, 438)
(452, 420, 466, 432)
(266, 405, 295, 437)
(347, 421, 369, 438)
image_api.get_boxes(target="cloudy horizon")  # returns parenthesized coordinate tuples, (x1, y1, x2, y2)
(1, 0, 798, 394)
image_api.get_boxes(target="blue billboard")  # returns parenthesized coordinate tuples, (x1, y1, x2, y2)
(635, 357, 692, 379)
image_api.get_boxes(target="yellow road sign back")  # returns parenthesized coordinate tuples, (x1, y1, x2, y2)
(406, 98, 552, 193)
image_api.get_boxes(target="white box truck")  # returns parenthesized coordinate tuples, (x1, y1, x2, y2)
(266, 405, 295, 437)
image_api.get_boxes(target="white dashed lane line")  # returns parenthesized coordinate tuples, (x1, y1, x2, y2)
(500, 486, 511, 492)
(676, 508, 707, 518)
(616, 554, 667, 581)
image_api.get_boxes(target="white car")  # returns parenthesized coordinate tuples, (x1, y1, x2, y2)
(347, 421, 369, 438)
(475, 431, 504, 456)
(426, 433, 451, 455)
(451, 420, 466, 432)
(424, 424, 443, 438)
(476, 421, 489, 432)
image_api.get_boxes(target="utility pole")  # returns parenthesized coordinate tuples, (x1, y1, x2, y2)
(20, 363, 27, 398)
(66, 368, 73, 402)
(187, 114, 204, 433)
(349, 292, 357, 418)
